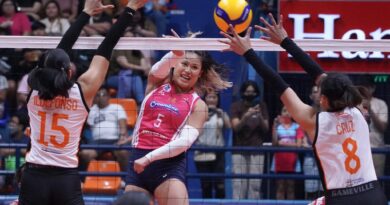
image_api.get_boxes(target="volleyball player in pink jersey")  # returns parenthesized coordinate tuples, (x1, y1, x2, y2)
(19, 0, 147, 204)
(124, 35, 232, 205)
(219, 14, 387, 205)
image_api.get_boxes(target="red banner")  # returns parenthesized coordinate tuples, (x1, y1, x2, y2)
(279, 0, 390, 73)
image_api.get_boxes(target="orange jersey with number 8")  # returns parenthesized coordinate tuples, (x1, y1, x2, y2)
(314, 107, 377, 190)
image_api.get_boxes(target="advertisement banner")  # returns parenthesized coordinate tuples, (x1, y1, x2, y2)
(279, 0, 390, 73)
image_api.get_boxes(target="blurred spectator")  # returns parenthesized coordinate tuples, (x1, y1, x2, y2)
(0, 113, 29, 193)
(6, 48, 42, 114)
(79, 86, 130, 172)
(302, 85, 322, 200)
(0, 75, 9, 127)
(230, 80, 269, 199)
(15, 0, 42, 21)
(114, 191, 154, 205)
(144, 0, 169, 36)
(358, 75, 388, 177)
(271, 106, 303, 200)
(40, 1, 70, 36)
(30, 19, 46, 35)
(128, 9, 157, 68)
(130, 9, 157, 38)
(248, 0, 275, 26)
(194, 89, 230, 199)
(0, 0, 31, 36)
(82, 10, 112, 36)
(44, 0, 79, 22)
(109, 29, 150, 104)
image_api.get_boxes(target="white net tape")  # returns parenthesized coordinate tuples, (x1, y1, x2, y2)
(1, 36, 390, 52)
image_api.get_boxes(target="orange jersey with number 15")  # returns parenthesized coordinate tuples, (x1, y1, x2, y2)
(26, 83, 89, 168)
(314, 107, 377, 190)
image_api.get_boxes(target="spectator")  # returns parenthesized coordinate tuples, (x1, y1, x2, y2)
(49, 0, 79, 22)
(129, 9, 157, 73)
(110, 28, 150, 104)
(0, 75, 8, 127)
(130, 9, 157, 37)
(359, 75, 388, 177)
(144, 0, 168, 36)
(0, 0, 31, 36)
(15, 0, 42, 21)
(272, 106, 303, 200)
(30, 19, 46, 35)
(0, 113, 29, 193)
(302, 85, 322, 200)
(82, 9, 112, 36)
(6, 48, 42, 114)
(194, 89, 230, 198)
(230, 80, 269, 199)
(40, 1, 70, 36)
(79, 86, 130, 172)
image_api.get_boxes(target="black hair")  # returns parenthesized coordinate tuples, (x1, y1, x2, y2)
(320, 73, 362, 112)
(28, 49, 74, 100)
(0, 0, 18, 16)
(240, 80, 260, 97)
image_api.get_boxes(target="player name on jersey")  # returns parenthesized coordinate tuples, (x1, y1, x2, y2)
(336, 120, 355, 135)
(33, 95, 78, 111)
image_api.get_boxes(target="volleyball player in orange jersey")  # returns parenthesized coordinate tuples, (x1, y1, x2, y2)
(219, 13, 387, 205)
(18, 0, 147, 204)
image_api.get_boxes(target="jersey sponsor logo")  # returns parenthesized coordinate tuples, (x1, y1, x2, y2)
(150, 101, 179, 114)
(141, 130, 168, 139)
(330, 182, 374, 197)
(41, 146, 63, 154)
(163, 84, 171, 92)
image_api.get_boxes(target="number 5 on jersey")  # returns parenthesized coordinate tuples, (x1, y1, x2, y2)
(38, 111, 70, 148)
(154, 113, 165, 128)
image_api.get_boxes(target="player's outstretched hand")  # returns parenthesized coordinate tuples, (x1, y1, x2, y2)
(219, 24, 252, 55)
(83, 0, 114, 16)
(255, 13, 288, 45)
(162, 29, 185, 56)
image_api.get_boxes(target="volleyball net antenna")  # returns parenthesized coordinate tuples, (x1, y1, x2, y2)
(1, 36, 390, 52)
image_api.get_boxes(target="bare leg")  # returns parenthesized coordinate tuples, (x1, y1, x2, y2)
(154, 179, 189, 205)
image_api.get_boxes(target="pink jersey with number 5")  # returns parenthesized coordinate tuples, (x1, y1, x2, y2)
(132, 83, 200, 149)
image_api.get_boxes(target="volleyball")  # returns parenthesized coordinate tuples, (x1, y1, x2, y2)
(214, 0, 253, 33)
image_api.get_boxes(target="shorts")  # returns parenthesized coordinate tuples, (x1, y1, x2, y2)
(325, 180, 387, 205)
(19, 163, 84, 205)
(126, 148, 186, 194)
